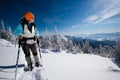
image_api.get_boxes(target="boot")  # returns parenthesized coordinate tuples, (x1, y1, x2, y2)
(28, 63, 33, 71)
(35, 62, 40, 67)
(33, 55, 40, 67)
(25, 56, 33, 71)
(24, 63, 33, 71)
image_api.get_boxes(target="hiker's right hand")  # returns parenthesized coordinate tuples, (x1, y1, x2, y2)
(18, 35, 23, 40)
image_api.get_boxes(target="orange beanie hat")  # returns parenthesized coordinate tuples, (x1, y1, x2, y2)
(23, 12, 34, 21)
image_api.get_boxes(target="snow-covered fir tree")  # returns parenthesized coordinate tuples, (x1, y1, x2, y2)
(0, 20, 16, 43)
(114, 36, 120, 60)
(51, 26, 61, 52)
(0, 20, 7, 39)
(104, 45, 114, 58)
(73, 42, 81, 54)
(82, 40, 91, 53)
(66, 37, 74, 53)
(59, 34, 68, 51)
(98, 44, 104, 55)
(45, 27, 51, 41)
(95, 44, 114, 58)
(6, 25, 16, 43)
(40, 26, 69, 52)
(0, 20, 5, 31)
(41, 27, 52, 50)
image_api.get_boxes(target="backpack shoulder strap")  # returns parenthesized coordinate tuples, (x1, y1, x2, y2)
(20, 18, 28, 30)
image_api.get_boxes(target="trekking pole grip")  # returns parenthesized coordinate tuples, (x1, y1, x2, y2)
(37, 37, 40, 47)
(18, 40, 21, 48)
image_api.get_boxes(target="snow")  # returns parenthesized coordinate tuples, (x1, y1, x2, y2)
(0, 39, 120, 80)
(58, 33, 68, 41)
(0, 39, 14, 47)
(42, 53, 120, 80)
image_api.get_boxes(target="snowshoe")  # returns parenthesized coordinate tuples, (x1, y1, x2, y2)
(35, 62, 43, 67)
(24, 63, 33, 71)
(24, 66, 33, 71)
(35, 62, 40, 67)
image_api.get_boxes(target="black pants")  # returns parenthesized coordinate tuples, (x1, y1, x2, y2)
(21, 43, 38, 57)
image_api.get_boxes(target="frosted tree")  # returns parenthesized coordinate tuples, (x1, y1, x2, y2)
(6, 25, 16, 43)
(0, 20, 16, 43)
(60, 39, 67, 51)
(99, 45, 108, 57)
(104, 45, 114, 58)
(45, 27, 51, 41)
(0, 20, 7, 39)
(99, 44, 104, 56)
(97, 44, 114, 58)
(41, 27, 52, 50)
(0, 20, 5, 31)
(66, 38, 74, 53)
(75, 43, 81, 53)
(54, 26, 60, 44)
(58, 34, 68, 51)
(114, 37, 120, 60)
(8, 25, 12, 32)
(82, 40, 91, 53)
(52, 26, 61, 52)
(94, 47, 99, 55)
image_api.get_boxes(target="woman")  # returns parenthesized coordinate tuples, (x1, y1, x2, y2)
(18, 12, 41, 71)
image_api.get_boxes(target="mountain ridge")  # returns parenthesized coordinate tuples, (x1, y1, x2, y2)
(75, 32, 120, 41)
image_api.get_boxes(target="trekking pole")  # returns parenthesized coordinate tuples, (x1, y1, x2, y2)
(15, 40, 21, 80)
(37, 38, 44, 68)
(37, 38, 42, 58)
(37, 38, 49, 79)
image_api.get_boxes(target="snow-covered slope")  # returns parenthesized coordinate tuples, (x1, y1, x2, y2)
(0, 39, 25, 79)
(43, 53, 120, 80)
(0, 39, 120, 80)
(0, 39, 14, 47)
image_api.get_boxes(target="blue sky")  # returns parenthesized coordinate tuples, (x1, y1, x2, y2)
(0, 0, 120, 35)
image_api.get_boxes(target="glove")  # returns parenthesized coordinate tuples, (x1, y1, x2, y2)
(18, 35, 23, 40)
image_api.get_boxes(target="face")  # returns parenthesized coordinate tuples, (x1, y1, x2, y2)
(28, 19, 34, 23)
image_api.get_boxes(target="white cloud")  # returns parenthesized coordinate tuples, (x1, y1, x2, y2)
(95, 8, 120, 23)
(101, 17, 120, 24)
(71, 24, 80, 28)
(85, 0, 120, 24)
(86, 15, 99, 23)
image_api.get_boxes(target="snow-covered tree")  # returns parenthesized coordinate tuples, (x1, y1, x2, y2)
(105, 45, 114, 58)
(82, 40, 91, 53)
(45, 27, 51, 41)
(66, 38, 74, 53)
(114, 37, 120, 60)
(6, 25, 16, 43)
(58, 34, 68, 51)
(99, 44, 104, 56)
(74, 43, 81, 53)
(41, 27, 52, 50)
(94, 43, 114, 58)
(51, 26, 61, 52)
(94, 47, 99, 55)
(0, 20, 5, 31)
(0, 20, 16, 43)
(40, 26, 68, 52)
(0, 20, 7, 39)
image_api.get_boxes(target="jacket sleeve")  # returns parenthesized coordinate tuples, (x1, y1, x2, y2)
(35, 27, 40, 36)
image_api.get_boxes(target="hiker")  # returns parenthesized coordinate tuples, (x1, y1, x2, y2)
(18, 12, 41, 71)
